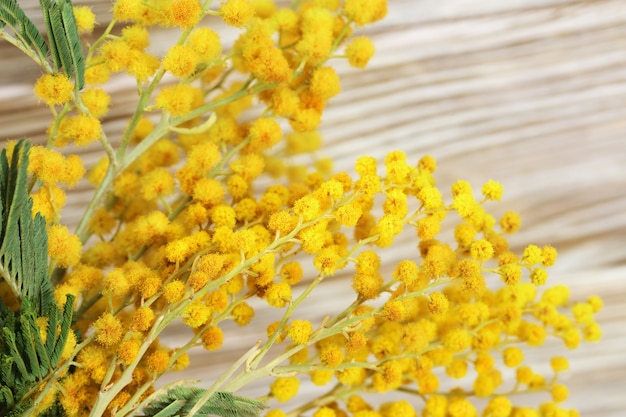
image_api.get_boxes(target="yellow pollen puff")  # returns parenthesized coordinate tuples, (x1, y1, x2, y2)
(169, 0, 203, 28)
(47, 224, 82, 268)
(482, 179, 504, 201)
(342, 0, 387, 25)
(279, 261, 303, 285)
(383, 188, 408, 217)
(519, 321, 546, 346)
(232, 302, 254, 326)
(81, 88, 111, 118)
(452, 180, 473, 197)
(34, 73, 74, 106)
(454, 223, 477, 247)
(417, 185, 443, 210)
(220, 0, 255, 27)
(335, 202, 362, 227)
(319, 342, 344, 367)
(503, 346, 524, 368)
(587, 294, 603, 313)
(314, 407, 336, 417)
(295, 9, 334, 64)
(163, 45, 199, 78)
(475, 352, 495, 374)
(310, 67, 341, 100)
(131, 307, 155, 332)
(202, 326, 225, 350)
(427, 292, 448, 316)
(344, 36, 375, 69)
(550, 356, 569, 372)
(270, 376, 300, 402)
(73, 6, 96, 33)
(530, 267, 548, 286)
(57, 114, 102, 146)
(551, 384, 569, 403)
(127, 49, 160, 82)
(265, 282, 292, 308)
(441, 328, 471, 352)
(484, 396, 512, 417)
(100, 40, 133, 72)
(121, 25, 149, 50)
(182, 301, 212, 328)
(141, 168, 175, 201)
(162, 280, 186, 303)
(313, 246, 344, 276)
(287, 320, 313, 345)
(446, 359, 468, 379)
(230, 153, 265, 181)
(248, 117, 282, 152)
(345, 331, 367, 353)
(188, 27, 222, 61)
(352, 271, 383, 300)
(117, 338, 142, 365)
(268, 210, 298, 237)
(381, 299, 405, 322)
(355, 155, 377, 176)
(94, 312, 124, 347)
(470, 239, 494, 261)
(346, 395, 371, 413)
(210, 205, 236, 228)
(266, 411, 287, 417)
(541, 245, 558, 267)
(392, 260, 418, 285)
(102, 267, 131, 299)
(286, 131, 322, 155)
(155, 84, 202, 116)
(416, 213, 443, 241)
(500, 210, 522, 234)
(523, 244, 543, 265)
(85, 59, 111, 85)
(146, 349, 171, 374)
(193, 178, 225, 207)
(499, 263, 521, 286)
(418, 154, 437, 173)
(112, 0, 143, 21)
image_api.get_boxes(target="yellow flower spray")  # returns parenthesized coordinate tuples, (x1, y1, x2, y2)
(0, 0, 602, 417)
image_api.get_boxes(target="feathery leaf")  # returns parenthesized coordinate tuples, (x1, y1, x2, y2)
(0, 140, 76, 415)
(142, 387, 267, 417)
(60, 0, 85, 89)
(39, 0, 85, 89)
(0, 0, 50, 63)
(0, 139, 53, 314)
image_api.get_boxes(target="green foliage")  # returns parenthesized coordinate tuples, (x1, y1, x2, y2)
(0, 139, 53, 314)
(0, 296, 75, 414)
(0, 140, 76, 416)
(39, 0, 85, 89)
(0, 0, 85, 89)
(142, 387, 267, 417)
(0, 0, 50, 63)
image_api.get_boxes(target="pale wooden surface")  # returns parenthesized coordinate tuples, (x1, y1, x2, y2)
(1, 0, 625, 416)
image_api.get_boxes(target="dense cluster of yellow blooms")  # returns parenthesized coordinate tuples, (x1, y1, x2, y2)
(0, 0, 602, 416)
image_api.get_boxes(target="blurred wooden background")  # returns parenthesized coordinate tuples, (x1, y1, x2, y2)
(1, 0, 625, 416)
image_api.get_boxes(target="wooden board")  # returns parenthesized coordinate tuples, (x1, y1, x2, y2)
(1, 1, 624, 415)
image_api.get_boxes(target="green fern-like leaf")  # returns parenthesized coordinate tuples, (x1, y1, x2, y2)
(142, 387, 267, 417)
(0, 0, 50, 62)
(39, 0, 85, 89)
(60, 0, 85, 89)
(0, 140, 76, 415)
(0, 296, 76, 414)
(0, 139, 53, 314)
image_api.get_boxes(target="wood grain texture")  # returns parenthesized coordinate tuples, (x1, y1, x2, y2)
(1, 0, 625, 415)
